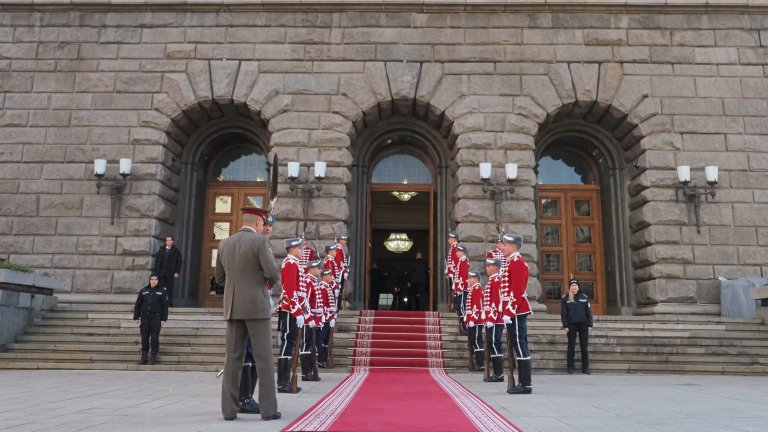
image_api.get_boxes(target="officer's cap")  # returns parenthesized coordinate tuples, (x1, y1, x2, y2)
(485, 257, 502, 267)
(306, 259, 322, 269)
(468, 270, 480, 278)
(337, 233, 349, 241)
(456, 245, 468, 254)
(501, 233, 524, 247)
(264, 213, 277, 226)
(569, 279, 580, 287)
(325, 244, 339, 252)
(321, 269, 332, 276)
(284, 237, 302, 250)
(448, 231, 460, 239)
(241, 206, 269, 221)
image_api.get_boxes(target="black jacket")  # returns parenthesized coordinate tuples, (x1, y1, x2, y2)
(561, 291, 593, 328)
(133, 285, 169, 321)
(152, 245, 183, 278)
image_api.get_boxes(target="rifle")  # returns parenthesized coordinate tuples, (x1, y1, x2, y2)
(467, 335, 473, 371)
(290, 325, 303, 393)
(483, 326, 491, 381)
(506, 331, 517, 392)
(327, 325, 335, 368)
(310, 325, 320, 380)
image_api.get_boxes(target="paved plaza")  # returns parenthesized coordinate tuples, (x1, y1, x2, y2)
(0, 370, 766, 432)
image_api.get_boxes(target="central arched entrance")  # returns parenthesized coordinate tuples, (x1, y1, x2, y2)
(349, 119, 451, 312)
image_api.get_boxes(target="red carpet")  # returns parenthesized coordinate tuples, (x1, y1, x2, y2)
(284, 310, 522, 432)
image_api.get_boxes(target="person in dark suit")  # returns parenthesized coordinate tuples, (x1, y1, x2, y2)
(152, 236, 183, 307)
(408, 251, 429, 311)
(215, 207, 281, 422)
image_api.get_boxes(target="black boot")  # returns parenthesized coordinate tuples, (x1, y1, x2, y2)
(474, 351, 485, 371)
(239, 365, 252, 404)
(508, 359, 532, 394)
(484, 357, 504, 382)
(138, 351, 148, 365)
(277, 358, 290, 393)
(148, 352, 158, 365)
(301, 354, 320, 381)
(310, 352, 321, 381)
(317, 346, 328, 369)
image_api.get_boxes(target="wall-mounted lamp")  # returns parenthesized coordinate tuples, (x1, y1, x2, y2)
(677, 165, 718, 234)
(480, 162, 518, 234)
(288, 161, 326, 233)
(94, 158, 132, 225)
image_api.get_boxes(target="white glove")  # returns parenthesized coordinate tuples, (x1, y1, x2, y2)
(468, 321, 475, 328)
(486, 322, 494, 328)
(503, 316, 512, 325)
(296, 315, 304, 328)
(309, 320, 316, 328)
(329, 319, 336, 328)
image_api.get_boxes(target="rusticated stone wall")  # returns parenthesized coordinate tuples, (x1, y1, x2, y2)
(1, 2, 767, 313)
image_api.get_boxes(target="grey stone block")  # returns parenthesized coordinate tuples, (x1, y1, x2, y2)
(694, 47, 739, 64)
(672, 30, 715, 46)
(72, 270, 113, 293)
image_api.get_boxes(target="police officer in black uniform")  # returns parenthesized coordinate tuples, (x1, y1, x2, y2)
(561, 279, 593, 374)
(133, 274, 170, 365)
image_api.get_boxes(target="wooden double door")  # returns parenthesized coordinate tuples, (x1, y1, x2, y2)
(538, 185, 606, 315)
(198, 185, 266, 308)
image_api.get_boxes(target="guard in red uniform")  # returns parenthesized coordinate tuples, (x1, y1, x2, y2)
(299, 259, 323, 382)
(483, 258, 505, 383)
(464, 270, 485, 372)
(454, 245, 469, 335)
(317, 269, 337, 368)
(277, 237, 304, 393)
(444, 231, 460, 310)
(323, 244, 341, 303)
(299, 235, 316, 272)
(486, 234, 507, 269)
(499, 233, 533, 395)
(334, 234, 349, 297)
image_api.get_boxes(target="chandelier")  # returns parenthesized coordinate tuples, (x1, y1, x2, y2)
(391, 191, 418, 202)
(384, 232, 413, 253)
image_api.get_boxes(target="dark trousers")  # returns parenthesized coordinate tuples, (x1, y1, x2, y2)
(139, 314, 161, 353)
(278, 311, 298, 359)
(160, 275, 175, 306)
(567, 322, 590, 370)
(300, 324, 318, 354)
(412, 283, 427, 311)
(318, 323, 331, 347)
(486, 324, 504, 358)
(505, 314, 530, 359)
(468, 324, 484, 352)
(454, 291, 467, 318)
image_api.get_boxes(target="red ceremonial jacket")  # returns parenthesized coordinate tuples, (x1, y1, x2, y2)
(464, 282, 485, 325)
(483, 273, 505, 324)
(445, 242, 459, 278)
(324, 255, 341, 284)
(279, 255, 303, 318)
(299, 246, 315, 271)
(302, 273, 324, 326)
(453, 256, 469, 294)
(501, 252, 532, 317)
(334, 244, 348, 279)
(319, 280, 337, 323)
(486, 248, 507, 269)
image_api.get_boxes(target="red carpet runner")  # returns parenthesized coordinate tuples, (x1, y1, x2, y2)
(284, 310, 522, 432)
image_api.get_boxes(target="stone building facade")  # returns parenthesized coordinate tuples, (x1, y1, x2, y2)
(1, 1, 767, 315)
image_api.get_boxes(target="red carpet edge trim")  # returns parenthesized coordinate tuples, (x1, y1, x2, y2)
(430, 368, 523, 432)
(284, 368, 370, 431)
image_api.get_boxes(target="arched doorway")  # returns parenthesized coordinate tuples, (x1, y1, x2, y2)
(175, 118, 270, 307)
(197, 146, 269, 307)
(349, 119, 451, 312)
(537, 148, 606, 315)
(367, 148, 434, 311)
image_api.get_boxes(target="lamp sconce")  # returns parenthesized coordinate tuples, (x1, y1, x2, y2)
(677, 165, 718, 234)
(94, 158, 132, 225)
(479, 162, 518, 234)
(288, 161, 326, 233)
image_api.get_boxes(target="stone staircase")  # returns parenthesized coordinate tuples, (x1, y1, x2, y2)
(1, 302, 768, 375)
